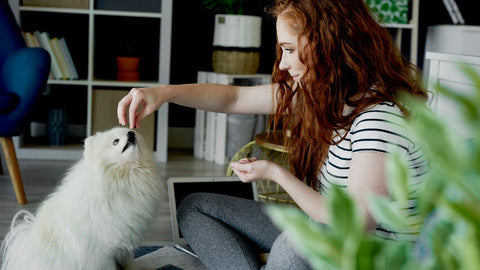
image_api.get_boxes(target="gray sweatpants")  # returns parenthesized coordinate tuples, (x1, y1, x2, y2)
(177, 192, 312, 270)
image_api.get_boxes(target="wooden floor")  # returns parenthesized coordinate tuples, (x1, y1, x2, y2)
(0, 149, 229, 246)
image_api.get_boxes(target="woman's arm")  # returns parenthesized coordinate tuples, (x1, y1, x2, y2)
(117, 83, 275, 129)
(230, 151, 389, 230)
(347, 151, 389, 231)
(230, 159, 330, 224)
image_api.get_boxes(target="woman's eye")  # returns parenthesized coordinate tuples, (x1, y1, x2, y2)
(113, 139, 119, 145)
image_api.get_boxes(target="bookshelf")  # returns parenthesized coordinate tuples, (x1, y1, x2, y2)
(382, 0, 420, 65)
(12, 0, 172, 162)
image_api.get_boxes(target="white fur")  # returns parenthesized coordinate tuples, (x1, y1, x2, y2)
(1, 127, 162, 270)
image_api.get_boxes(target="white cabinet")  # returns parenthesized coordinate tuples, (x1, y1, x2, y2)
(424, 25, 480, 76)
(425, 52, 480, 139)
(12, 0, 172, 162)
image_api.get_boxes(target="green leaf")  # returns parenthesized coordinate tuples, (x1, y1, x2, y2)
(386, 151, 410, 203)
(355, 239, 381, 269)
(368, 195, 408, 229)
(328, 186, 365, 237)
(443, 200, 480, 231)
(266, 205, 343, 269)
(373, 241, 413, 270)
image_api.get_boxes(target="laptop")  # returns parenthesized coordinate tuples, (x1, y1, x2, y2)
(167, 176, 258, 245)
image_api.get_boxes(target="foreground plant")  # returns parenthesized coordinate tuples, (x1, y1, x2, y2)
(267, 64, 480, 269)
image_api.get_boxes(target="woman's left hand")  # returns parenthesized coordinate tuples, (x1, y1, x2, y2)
(230, 158, 277, 183)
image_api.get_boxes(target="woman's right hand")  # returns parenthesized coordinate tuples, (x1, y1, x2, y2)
(117, 86, 167, 129)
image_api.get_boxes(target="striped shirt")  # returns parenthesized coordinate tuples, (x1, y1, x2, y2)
(318, 102, 428, 241)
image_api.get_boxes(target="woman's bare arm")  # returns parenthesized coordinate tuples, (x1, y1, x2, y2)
(117, 83, 275, 129)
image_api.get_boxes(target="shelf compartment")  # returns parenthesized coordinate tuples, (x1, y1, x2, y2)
(95, 0, 161, 13)
(91, 88, 156, 150)
(93, 15, 160, 82)
(22, 0, 88, 9)
(20, 11, 89, 80)
(23, 85, 87, 147)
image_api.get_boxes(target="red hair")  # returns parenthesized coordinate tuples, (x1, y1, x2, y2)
(269, 0, 427, 190)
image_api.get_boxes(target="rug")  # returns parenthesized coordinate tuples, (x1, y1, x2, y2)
(134, 245, 207, 270)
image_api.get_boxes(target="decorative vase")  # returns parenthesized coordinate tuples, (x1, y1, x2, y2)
(116, 56, 140, 81)
(47, 108, 68, 146)
(212, 14, 262, 74)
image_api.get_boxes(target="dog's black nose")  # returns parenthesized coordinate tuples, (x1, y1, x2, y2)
(127, 131, 136, 142)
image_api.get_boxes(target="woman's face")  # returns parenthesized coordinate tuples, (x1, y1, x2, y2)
(276, 15, 306, 82)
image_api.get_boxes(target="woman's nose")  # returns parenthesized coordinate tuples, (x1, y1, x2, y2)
(279, 56, 289, 71)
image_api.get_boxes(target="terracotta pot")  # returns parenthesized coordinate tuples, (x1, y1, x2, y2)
(116, 56, 140, 72)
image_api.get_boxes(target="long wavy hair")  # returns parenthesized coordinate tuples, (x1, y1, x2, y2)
(269, 0, 427, 190)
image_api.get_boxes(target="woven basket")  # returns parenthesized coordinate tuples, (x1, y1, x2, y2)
(212, 50, 260, 74)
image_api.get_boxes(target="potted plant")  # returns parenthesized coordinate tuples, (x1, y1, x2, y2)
(116, 41, 140, 81)
(203, 0, 262, 74)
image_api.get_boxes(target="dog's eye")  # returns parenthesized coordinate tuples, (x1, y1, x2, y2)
(113, 139, 119, 146)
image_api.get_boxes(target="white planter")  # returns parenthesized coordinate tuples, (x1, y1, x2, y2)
(213, 14, 262, 48)
(212, 14, 262, 74)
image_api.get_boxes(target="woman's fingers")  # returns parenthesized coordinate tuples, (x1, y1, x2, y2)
(117, 92, 133, 126)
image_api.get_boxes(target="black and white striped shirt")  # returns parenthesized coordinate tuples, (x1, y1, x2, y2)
(318, 102, 428, 241)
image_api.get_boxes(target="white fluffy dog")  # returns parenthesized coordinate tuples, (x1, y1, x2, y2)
(1, 127, 161, 270)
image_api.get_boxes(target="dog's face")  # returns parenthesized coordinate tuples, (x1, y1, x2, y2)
(83, 127, 154, 172)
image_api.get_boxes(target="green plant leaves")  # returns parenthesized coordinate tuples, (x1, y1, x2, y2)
(386, 151, 410, 202)
(368, 195, 408, 229)
(267, 205, 343, 270)
(203, 0, 244, 14)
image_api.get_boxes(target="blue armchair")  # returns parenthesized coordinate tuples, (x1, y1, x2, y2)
(0, 1, 51, 204)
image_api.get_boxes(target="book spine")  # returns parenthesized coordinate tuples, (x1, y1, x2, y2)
(22, 31, 35, 47)
(31, 31, 41, 47)
(442, 0, 458, 24)
(50, 37, 69, 79)
(213, 73, 229, 165)
(447, 0, 465, 24)
(194, 71, 208, 159)
(204, 72, 218, 162)
(35, 31, 63, 80)
(59, 37, 79, 79)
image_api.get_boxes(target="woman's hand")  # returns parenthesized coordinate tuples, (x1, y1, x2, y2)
(117, 86, 167, 129)
(230, 158, 279, 183)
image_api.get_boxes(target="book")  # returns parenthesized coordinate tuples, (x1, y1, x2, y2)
(448, 0, 464, 24)
(34, 31, 63, 80)
(22, 31, 32, 47)
(442, 0, 465, 25)
(194, 72, 207, 159)
(50, 37, 69, 79)
(31, 31, 41, 47)
(58, 37, 79, 80)
(22, 31, 40, 48)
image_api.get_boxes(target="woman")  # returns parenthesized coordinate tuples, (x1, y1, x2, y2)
(117, 0, 428, 269)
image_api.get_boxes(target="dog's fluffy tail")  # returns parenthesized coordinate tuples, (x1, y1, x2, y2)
(1, 210, 35, 270)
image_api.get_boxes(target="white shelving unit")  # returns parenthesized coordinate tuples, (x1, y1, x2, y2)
(382, 0, 419, 65)
(195, 72, 271, 165)
(12, 0, 172, 162)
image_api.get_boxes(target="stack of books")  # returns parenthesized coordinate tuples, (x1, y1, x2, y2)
(442, 0, 465, 25)
(22, 31, 79, 80)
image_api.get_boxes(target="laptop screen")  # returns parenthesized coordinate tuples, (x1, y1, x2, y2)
(167, 176, 258, 244)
